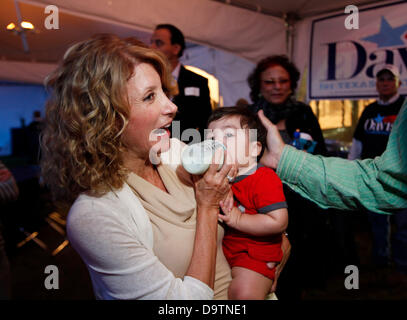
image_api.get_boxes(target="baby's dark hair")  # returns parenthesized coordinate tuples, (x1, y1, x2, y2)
(207, 106, 267, 159)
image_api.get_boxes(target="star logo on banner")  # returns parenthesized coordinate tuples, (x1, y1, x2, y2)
(361, 16, 407, 48)
(374, 114, 384, 123)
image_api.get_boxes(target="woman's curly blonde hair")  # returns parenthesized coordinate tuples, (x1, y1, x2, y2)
(41, 34, 175, 204)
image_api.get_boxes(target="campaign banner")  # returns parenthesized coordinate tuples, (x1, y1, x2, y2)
(309, 1, 407, 100)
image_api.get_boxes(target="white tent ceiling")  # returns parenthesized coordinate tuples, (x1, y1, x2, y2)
(1, 0, 285, 64)
(212, 0, 383, 19)
(0, 0, 397, 85)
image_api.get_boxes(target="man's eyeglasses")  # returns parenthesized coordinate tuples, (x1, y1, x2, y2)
(151, 39, 165, 48)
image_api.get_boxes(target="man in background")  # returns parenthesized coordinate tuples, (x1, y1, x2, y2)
(150, 24, 212, 142)
(348, 64, 407, 278)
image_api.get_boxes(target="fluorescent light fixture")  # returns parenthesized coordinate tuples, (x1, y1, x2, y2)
(6, 22, 16, 30)
(21, 21, 34, 30)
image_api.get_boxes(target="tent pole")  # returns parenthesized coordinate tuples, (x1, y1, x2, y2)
(13, 0, 30, 53)
(284, 12, 299, 60)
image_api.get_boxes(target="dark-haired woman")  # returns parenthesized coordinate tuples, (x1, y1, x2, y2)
(248, 55, 326, 153)
(248, 55, 335, 300)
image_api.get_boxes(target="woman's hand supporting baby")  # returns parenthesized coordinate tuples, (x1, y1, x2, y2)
(186, 148, 236, 289)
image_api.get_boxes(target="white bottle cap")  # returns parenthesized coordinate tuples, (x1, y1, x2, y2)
(181, 140, 226, 175)
(299, 132, 313, 141)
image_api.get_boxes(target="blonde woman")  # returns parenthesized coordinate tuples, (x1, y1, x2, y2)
(41, 34, 235, 300)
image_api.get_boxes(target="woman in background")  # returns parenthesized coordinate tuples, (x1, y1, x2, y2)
(247, 55, 354, 300)
(248, 55, 326, 153)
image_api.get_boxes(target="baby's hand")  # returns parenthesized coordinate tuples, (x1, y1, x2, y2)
(222, 189, 234, 213)
(218, 201, 241, 229)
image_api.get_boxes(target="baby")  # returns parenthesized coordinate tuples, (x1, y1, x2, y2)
(206, 106, 288, 300)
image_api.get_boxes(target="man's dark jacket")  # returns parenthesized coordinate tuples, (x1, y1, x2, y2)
(172, 65, 212, 141)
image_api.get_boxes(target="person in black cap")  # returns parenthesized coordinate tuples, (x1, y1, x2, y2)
(348, 64, 407, 279)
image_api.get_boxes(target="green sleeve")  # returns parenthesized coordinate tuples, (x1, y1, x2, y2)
(276, 102, 407, 214)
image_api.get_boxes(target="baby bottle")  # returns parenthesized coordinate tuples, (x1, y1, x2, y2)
(181, 140, 226, 175)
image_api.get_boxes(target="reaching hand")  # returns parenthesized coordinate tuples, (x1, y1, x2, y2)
(221, 189, 235, 213)
(218, 202, 242, 229)
(257, 110, 286, 169)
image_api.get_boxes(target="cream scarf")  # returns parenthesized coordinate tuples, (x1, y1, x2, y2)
(127, 164, 231, 299)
